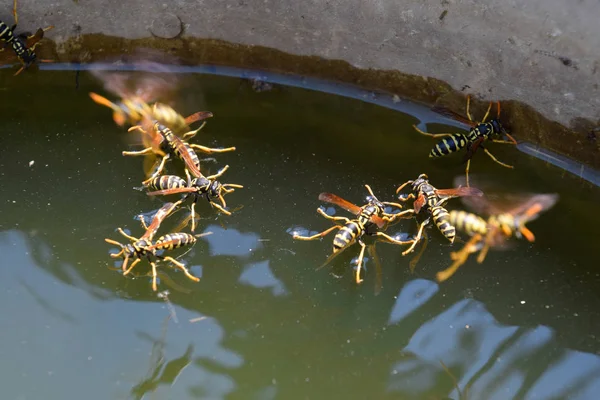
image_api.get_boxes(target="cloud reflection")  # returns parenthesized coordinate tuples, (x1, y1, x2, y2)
(387, 293, 600, 399)
(239, 260, 288, 297)
(203, 225, 262, 258)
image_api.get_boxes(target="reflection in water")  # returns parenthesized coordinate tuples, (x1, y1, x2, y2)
(203, 225, 262, 258)
(387, 284, 600, 399)
(239, 260, 288, 297)
(388, 279, 439, 325)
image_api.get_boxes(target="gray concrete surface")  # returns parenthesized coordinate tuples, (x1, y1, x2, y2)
(8, 0, 600, 135)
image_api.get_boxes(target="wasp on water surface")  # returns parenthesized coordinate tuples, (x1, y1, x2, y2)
(435, 176, 558, 282)
(144, 166, 243, 231)
(126, 119, 236, 183)
(0, 0, 53, 75)
(293, 185, 414, 285)
(104, 202, 212, 291)
(413, 95, 518, 187)
(395, 173, 483, 255)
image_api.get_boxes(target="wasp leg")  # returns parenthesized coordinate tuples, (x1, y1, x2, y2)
(123, 147, 154, 157)
(14, 65, 25, 76)
(206, 165, 229, 180)
(483, 148, 514, 169)
(316, 208, 351, 222)
(190, 201, 197, 232)
(395, 180, 415, 195)
(355, 240, 368, 284)
(189, 144, 236, 154)
(402, 220, 428, 256)
(374, 231, 415, 246)
(142, 154, 170, 185)
(476, 230, 495, 264)
(491, 138, 517, 145)
(150, 262, 159, 291)
(413, 125, 459, 138)
(124, 258, 142, 276)
(466, 95, 473, 122)
(182, 126, 203, 140)
(409, 231, 429, 273)
(210, 201, 232, 216)
(138, 214, 149, 230)
(437, 234, 482, 282)
(105, 238, 125, 257)
(481, 101, 493, 123)
(382, 201, 406, 209)
(13, 0, 18, 27)
(117, 228, 140, 242)
(465, 159, 472, 188)
(384, 209, 415, 223)
(293, 225, 341, 241)
(162, 256, 200, 283)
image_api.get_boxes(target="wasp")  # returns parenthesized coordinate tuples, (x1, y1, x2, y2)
(127, 120, 236, 183)
(89, 92, 211, 136)
(145, 166, 243, 231)
(293, 185, 414, 285)
(0, 0, 53, 76)
(395, 173, 483, 255)
(89, 54, 213, 136)
(413, 95, 518, 186)
(105, 202, 212, 291)
(436, 178, 558, 282)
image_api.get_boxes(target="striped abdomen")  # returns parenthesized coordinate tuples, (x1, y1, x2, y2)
(153, 233, 197, 251)
(145, 175, 188, 192)
(333, 221, 362, 251)
(431, 206, 456, 242)
(430, 134, 468, 158)
(0, 21, 15, 43)
(448, 210, 488, 236)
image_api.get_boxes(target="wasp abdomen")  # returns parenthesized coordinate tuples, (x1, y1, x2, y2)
(154, 233, 197, 251)
(430, 134, 468, 158)
(147, 175, 187, 191)
(449, 210, 487, 236)
(432, 206, 456, 242)
(333, 222, 361, 251)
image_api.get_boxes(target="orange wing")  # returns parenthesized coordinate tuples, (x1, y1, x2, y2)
(436, 187, 484, 199)
(413, 193, 426, 214)
(431, 106, 478, 128)
(318, 193, 362, 215)
(147, 187, 197, 197)
(140, 202, 177, 240)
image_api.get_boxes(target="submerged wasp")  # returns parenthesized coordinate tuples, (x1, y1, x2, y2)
(105, 202, 212, 291)
(0, 0, 53, 75)
(144, 166, 243, 231)
(395, 173, 483, 255)
(435, 176, 558, 282)
(293, 185, 414, 285)
(414, 95, 518, 187)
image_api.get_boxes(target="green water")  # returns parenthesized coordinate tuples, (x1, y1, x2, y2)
(1, 69, 600, 400)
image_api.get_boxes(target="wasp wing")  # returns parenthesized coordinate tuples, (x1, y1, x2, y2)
(318, 193, 363, 216)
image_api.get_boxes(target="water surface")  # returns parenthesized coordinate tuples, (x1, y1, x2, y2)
(1, 68, 599, 399)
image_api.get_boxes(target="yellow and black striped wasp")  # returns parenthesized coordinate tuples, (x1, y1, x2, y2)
(89, 51, 210, 136)
(435, 177, 558, 282)
(395, 173, 483, 255)
(144, 166, 243, 231)
(126, 118, 234, 183)
(413, 95, 518, 186)
(105, 202, 212, 291)
(293, 185, 414, 286)
(0, 0, 53, 75)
